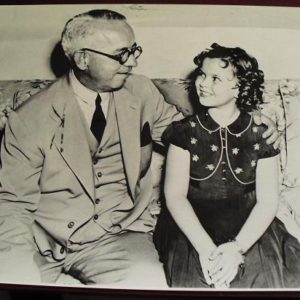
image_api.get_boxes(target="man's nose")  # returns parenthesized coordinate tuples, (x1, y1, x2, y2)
(124, 54, 138, 67)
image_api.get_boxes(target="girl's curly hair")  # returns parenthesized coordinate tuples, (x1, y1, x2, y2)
(193, 43, 264, 112)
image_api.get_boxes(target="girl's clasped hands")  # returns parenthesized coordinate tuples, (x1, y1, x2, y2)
(201, 241, 245, 288)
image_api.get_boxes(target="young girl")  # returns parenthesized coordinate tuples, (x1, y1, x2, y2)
(154, 43, 300, 288)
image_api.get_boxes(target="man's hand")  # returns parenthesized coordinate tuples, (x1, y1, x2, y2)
(252, 111, 281, 149)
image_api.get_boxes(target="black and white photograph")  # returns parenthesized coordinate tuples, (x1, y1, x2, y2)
(0, 2, 300, 296)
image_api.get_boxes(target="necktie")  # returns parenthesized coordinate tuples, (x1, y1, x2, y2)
(90, 94, 106, 143)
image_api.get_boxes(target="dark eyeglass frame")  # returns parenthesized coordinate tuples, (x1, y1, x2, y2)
(78, 43, 143, 65)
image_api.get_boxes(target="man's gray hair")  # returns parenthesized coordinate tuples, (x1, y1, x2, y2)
(61, 9, 126, 58)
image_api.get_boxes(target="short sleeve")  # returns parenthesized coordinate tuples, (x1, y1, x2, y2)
(256, 124, 280, 159)
(162, 118, 192, 150)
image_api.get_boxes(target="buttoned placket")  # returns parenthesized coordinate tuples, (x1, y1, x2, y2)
(93, 149, 103, 217)
(220, 128, 227, 182)
(90, 95, 113, 225)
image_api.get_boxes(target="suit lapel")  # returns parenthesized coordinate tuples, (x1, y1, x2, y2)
(114, 88, 140, 198)
(49, 77, 95, 201)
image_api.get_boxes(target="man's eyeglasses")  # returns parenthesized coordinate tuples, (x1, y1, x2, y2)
(78, 43, 143, 65)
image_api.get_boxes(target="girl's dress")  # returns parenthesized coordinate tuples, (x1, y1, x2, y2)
(154, 110, 300, 288)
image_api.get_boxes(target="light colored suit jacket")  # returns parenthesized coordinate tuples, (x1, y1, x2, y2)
(0, 74, 181, 282)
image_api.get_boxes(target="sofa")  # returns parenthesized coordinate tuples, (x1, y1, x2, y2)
(0, 77, 300, 285)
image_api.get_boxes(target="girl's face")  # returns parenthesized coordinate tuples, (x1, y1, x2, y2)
(195, 57, 239, 109)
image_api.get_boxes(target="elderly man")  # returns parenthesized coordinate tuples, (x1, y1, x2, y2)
(0, 9, 277, 287)
(0, 9, 180, 287)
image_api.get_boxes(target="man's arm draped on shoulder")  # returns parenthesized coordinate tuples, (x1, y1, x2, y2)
(252, 110, 280, 148)
(0, 111, 43, 283)
(146, 78, 183, 144)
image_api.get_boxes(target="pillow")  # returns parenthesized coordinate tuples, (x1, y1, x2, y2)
(259, 80, 287, 183)
(152, 78, 194, 116)
(0, 79, 52, 131)
(275, 79, 300, 239)
(278, 79, 300, 188)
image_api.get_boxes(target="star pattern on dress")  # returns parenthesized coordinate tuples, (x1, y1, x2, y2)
(210, 144, 218, 152)
(206, 164, 215, 171)
(234, 167, 243, 174)
(190, 121, 196, 128)
(208, 131, 212, 135)
(236, 133, 242, 138)
(232, 148, 239, 155)
(254, 143, 260, 151)
(252, 127, 258, 133)
(251, 160, 256, 167)
(191, 137, 198, 145)
(192, 154, 199, 162)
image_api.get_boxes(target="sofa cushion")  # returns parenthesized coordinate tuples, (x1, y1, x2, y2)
(0, 80, 53, 131)
(279, 79, 300, 188)
(277, 80, 300, 228)
(152, 78, 194, 116)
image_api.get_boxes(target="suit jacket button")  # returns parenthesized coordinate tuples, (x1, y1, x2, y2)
(93, 158, 98, 165)
(95, 198, 100, 204)
(93, 214, 99, 220)
(68, 221, 75, 228)
(97, 172, 102, 178)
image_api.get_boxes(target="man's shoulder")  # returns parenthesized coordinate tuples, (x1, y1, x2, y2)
(125, 73, 152, 86)
(124, 74, 157, 96)
(15, 77, 67, 117)
(9, 77, 69, 132)
(122, 74, 166, 111)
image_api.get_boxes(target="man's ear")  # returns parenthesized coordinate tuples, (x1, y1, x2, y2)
(73, 51, 89, 71)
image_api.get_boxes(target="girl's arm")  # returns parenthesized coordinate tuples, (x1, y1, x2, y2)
(209, 154, 280, 286)
(164, 144, 217, 283)
(235, 154, 280, 251)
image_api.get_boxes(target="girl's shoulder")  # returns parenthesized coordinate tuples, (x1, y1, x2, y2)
(162, 115, 197, 149)
(167, 115, 198, 134)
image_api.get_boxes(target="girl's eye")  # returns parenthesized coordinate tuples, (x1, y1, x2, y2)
(198, 72, 205, 79)
(196, 72, 206, 82)
(212, 76, 221, 82)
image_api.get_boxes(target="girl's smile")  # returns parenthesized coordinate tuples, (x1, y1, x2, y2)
(195, 57, 239, 110)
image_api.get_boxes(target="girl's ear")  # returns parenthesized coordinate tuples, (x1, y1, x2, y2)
(73, 51, 89, 71)
(232, 82, 240, 99)
(232, 83, 239, 90)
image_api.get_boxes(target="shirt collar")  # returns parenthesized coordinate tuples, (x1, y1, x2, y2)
(69, 70, 98, 104)
(198, 108, 251, 134)
(227, 111, 251, 134)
